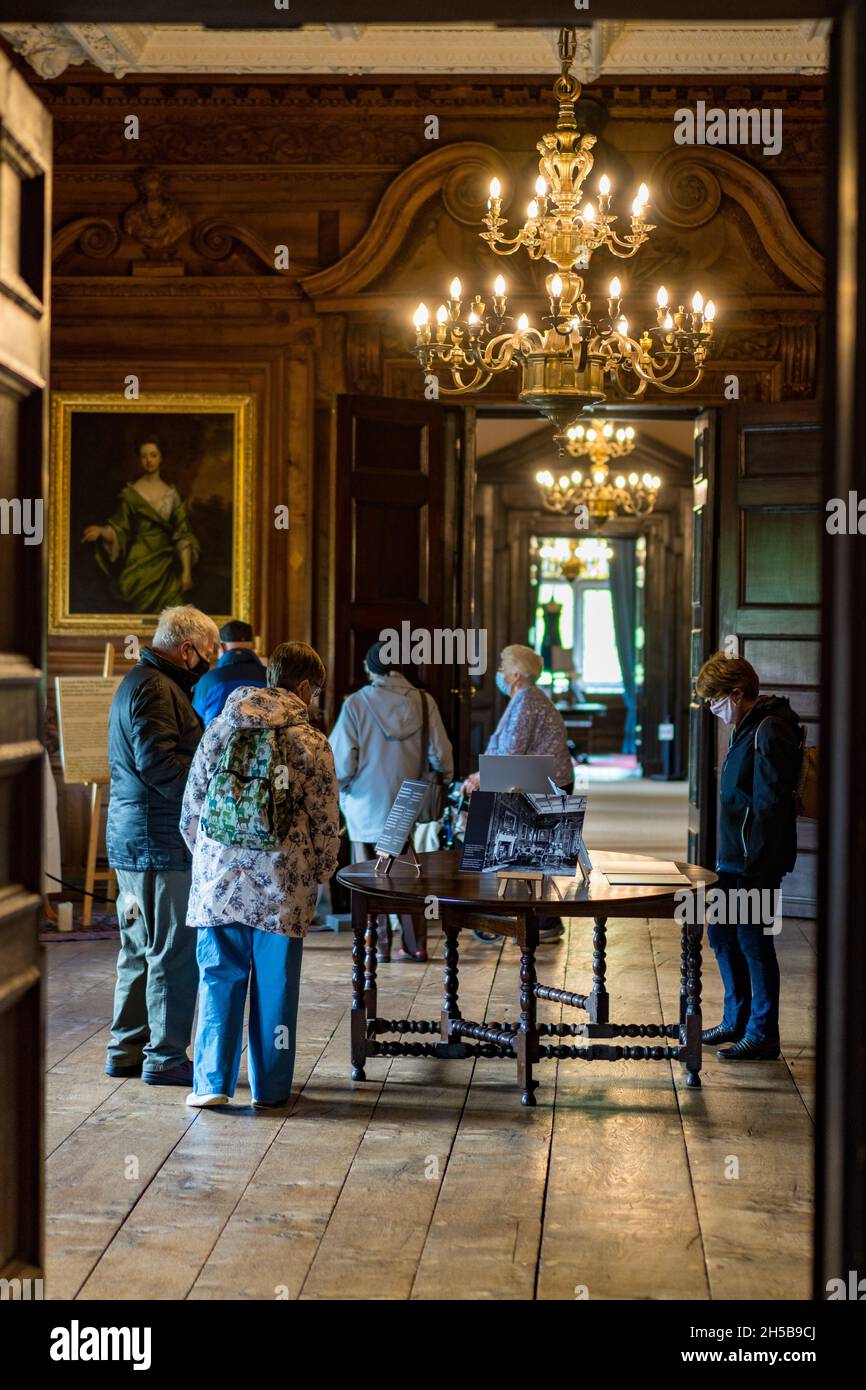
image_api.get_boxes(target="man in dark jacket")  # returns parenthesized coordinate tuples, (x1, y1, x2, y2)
(695, 652, 803, 1062)
(192, 619, 265, 726)
(105, 605, 220, 1086)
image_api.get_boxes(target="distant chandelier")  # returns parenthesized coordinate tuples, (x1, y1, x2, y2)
(412, 27, 715, 449)
(536, 417, 664, 522)
(536, 420, 661, 523)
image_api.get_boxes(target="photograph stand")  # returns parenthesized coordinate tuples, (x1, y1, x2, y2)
(496, 869, 544, 899)
(82, 642, 116, 928)
(374, 844, 422, 876)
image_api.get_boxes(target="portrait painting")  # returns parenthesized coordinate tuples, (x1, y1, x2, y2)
(49, 393, 254, 635)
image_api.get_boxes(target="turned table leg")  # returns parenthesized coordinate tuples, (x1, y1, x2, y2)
(350, 891, 369, 1081)
(517, 909, 540, 1106)
(588, 915, 609, 1026)
(440, 912, 461, 1043)
(364, 910, 378, 1019)
(684, 920, 703, 1088)
(679, 921, 689, 1045)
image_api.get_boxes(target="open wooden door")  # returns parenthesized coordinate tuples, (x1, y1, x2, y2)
(687, 411, 719, 869)
(332, 394, 475, 772)
(0, 56, 51, 1290)
(718, 402, 822, 918)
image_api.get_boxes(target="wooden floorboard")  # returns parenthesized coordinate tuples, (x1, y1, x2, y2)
(653, 917, 814, 1300)
(537, 918, 709, 1301)
(43, 891, 815, 1301)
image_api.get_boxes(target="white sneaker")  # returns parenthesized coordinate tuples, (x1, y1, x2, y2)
(185, 1092, 229, 1107)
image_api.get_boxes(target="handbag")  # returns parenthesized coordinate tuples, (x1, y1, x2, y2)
(416, 691, 447, 823)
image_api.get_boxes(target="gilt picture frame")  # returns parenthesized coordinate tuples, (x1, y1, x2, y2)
(49, 392, 254, 636)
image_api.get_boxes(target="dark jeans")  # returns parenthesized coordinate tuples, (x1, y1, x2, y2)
(707, 872, 781, 1045)
(350, 840, 426, 954)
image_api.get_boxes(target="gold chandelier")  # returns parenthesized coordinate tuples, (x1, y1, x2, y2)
(412, 28, 715, 448)
(536, 419, 662, 523)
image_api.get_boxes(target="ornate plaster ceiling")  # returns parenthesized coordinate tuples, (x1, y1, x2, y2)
(0, 21, 830, 81)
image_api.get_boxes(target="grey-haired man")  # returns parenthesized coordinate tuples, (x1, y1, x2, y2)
(105, 605, 220, 1086)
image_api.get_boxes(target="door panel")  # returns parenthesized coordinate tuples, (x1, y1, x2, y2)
(719, 403, 822, 918)
(333, 394, 471, 766)
(0, 56, 51, 1283)
(687, 412, 718, 868)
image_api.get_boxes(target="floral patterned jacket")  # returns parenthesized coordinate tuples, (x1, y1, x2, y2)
(180, 685, 340, 936)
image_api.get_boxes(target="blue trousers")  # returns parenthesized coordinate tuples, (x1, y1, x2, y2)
(193, 925, 303, 1102)
(707, 873, 781, 1045)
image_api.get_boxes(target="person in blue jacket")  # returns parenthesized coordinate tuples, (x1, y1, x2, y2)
(192, 619, 266, 726)
(695, 651, 803, 1062)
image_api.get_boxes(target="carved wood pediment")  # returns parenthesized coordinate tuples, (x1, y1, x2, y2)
(302, 137, 824, 400)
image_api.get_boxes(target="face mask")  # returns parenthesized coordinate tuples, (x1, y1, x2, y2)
(496, 671, 512, 697)
(186, 646, 211, 681)
(709, 695, 734, 724)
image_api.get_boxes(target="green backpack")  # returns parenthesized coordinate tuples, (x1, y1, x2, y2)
(200, 728, 297, 850)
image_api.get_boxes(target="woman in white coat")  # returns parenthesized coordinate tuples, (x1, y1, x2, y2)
(329, 641, 454, 961)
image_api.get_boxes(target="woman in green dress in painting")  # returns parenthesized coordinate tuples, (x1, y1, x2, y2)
(82, 436, 200, 612)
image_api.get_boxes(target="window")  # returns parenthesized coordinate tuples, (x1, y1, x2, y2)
(575, 581, 623, 689)
(530, 535, 624, 692)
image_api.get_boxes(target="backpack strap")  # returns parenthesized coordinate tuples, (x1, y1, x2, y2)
(753, 716, 772, 752)
(418, 691, 430, 779)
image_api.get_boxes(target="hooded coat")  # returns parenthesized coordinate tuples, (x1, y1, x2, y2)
(328, 672, 454, 842)
(180, 685, 340, 935)
(716, 693, 803, 884)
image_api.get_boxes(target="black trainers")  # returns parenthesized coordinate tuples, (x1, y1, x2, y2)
(716, 1038, 780, 1062)
(105, 1061, 143, 1078)
(142, 1060, 194, 1086)
(701, 1024, 741, 1046)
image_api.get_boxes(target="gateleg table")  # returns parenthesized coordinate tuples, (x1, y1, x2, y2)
(337, 848, 716, 1106)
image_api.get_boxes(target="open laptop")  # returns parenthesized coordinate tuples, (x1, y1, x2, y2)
(478, 753, 557, 793)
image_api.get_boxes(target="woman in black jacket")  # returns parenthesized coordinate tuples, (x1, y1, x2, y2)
(695, 651, 803, 1062)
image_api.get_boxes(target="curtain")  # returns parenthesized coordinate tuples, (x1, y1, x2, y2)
(608, 539, 637, 755)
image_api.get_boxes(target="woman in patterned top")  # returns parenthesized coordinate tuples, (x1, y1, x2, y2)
(180, 641, 339, 1110)
(461, 644, 573, 795)
(461, 643, 573, 942)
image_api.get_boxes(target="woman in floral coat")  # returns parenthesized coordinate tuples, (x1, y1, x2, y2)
(180, 641, 339, 1109)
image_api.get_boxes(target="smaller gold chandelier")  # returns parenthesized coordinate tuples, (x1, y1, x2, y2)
(536, 444, 661, 525)
(566, 419, 635, 466)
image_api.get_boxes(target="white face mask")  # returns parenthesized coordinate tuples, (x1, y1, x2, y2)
(709, 695, 735, 724)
